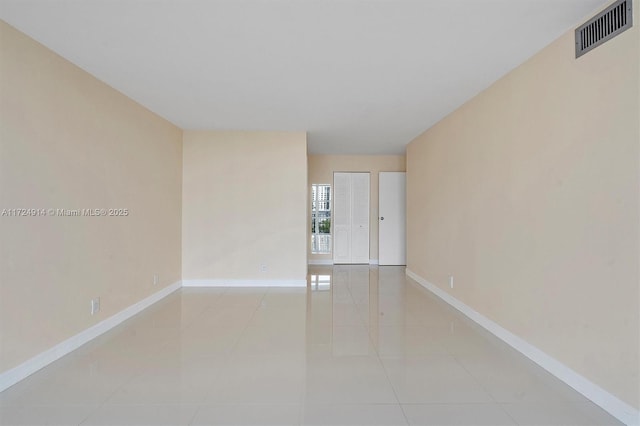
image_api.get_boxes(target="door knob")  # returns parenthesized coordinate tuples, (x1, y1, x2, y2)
(380, 217, 384, 220)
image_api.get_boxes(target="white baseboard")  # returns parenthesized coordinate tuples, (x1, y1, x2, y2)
(308, 260, 334, 265)
(182, 279, 307, 287)
(405, 269, 639, 426)
(0, 281, 181, 393)
(369, 259, 379, 265)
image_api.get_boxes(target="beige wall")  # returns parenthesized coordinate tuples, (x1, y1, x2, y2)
(406, 1, 639, 409)
(308, 155, 406, 263)
(0, 22, 183, 373)
(182, 131, 307, 281)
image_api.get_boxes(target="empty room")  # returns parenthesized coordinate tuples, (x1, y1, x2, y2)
(0, 0, 638, 425)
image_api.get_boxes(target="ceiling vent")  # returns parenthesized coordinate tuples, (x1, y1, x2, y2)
(575, 0, 633, 58)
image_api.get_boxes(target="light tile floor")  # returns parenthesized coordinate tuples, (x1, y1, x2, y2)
(0, 266, 622, 425)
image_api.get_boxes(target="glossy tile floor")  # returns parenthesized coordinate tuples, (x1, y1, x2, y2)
(0, 266, 621, 425)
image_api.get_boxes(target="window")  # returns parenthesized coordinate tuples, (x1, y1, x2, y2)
(311, 184, 331, 254)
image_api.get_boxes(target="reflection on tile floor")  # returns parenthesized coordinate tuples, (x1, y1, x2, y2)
(0, 266, 622, 425)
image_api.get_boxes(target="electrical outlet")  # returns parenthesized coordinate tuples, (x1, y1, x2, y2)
(449, 275, 454, 289)
(91, 297, 100, 315)
(153, 273, 159, 286)
(259, 263, 268, 273)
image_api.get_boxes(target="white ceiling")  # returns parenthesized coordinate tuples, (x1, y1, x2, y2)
(0, 0, 607, 154)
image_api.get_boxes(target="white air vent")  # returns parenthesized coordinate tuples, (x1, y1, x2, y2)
(575, 0, 633, 58)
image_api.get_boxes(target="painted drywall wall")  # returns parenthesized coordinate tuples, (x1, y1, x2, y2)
(406, 1, 639, 409)
(182, 130, 307, 282)
(308, 155, 406, 263)
(0, 21, 183, 373)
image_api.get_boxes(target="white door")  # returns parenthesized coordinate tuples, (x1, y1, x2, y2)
(379, 172, 406, 265)
(333, 172, 370, 264)
(333, 173, 351, 264)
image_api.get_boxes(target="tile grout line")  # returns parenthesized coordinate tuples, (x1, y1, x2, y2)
(75, 289, 191, 425)
(414, 267, 521, 425)
(366, 311, 411, 426)
(193, 287, 268, 414)
(79, 288, 227, 425)
(187, 287, 233, 426)
(449, 352, 521, 425)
